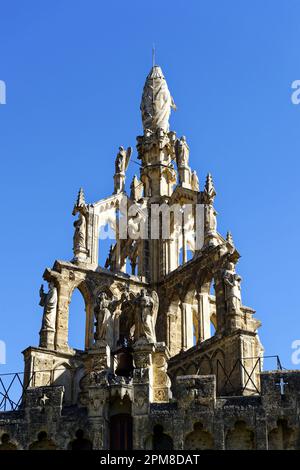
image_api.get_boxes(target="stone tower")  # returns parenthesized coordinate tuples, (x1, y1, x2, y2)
(1, 65, 300, 451)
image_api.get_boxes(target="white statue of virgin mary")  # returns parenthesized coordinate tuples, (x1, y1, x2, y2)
(140, 65, 176, 133)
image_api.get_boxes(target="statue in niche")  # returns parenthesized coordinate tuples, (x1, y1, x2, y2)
(118, 287, 136, 346)
(39, 282, 57, 332)
(94, 292, 115, 348)
(114, 146, 132, 193)
(73, 212, 86, 252)
(175, 136, 190, 168)
(134, 289, 159, 344)
(223, 262, 242, 314)
(140, 65, 176, 133)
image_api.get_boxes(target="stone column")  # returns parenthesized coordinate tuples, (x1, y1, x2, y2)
(199, 293, 211, 340)
(55, 283, 72, 352)
(180, 302, 187, 351)
(152, 344, 171, 403)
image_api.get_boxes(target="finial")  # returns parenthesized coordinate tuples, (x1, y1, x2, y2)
(203, 173, 216, 204)
(226, 231, 234, 246)
(130, 174, 143, 201)
(76, 187, 85, 207)
(72, 187, 86, 215)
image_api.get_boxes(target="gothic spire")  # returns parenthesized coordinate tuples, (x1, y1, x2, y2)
(203, 173, 216, 204)
(226, 231, 234, 247)
(72, 187, 86, 215)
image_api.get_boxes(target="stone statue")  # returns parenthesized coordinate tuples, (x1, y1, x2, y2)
(191, 170, 199, 192)
(223, 262, 242, 314)
(175, 136, 190, 168)
(175, 136, 192, 187)
(130, 175, 143, 201)
(39, 282, 57, 332)
(94, 292, 115, 348)
(140, 66, 176, 133)
(73, 212, 86, 253)
(114, 146, 132, 194)
(134, 289, 159, 344)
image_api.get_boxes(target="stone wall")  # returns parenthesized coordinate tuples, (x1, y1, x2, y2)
(1, 371, 300, 450)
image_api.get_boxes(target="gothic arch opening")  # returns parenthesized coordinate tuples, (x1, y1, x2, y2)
(184, 422, 214, 450)
(225, 421, 255, 450)
(69, 429, 92, 450)
(188, 278, 217, 345)
(29, 431, 57, 450)
(109, 395, 132, 450)
(268, 419, 297, 450)
(0, 433, 17, 450)
(145, 424, 173, 450)
(198, 355, 212, 375)
(68, 288, 87, 351)
(99, 207, 117, 268)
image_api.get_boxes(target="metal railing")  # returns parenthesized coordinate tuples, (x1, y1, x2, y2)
(0, 368, 73, 412)
(0, 355, 284, 411)
(0, 372, 30, 412)
(216, 355, 283, 396)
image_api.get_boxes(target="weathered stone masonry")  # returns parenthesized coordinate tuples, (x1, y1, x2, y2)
(1, 65, 299, 450)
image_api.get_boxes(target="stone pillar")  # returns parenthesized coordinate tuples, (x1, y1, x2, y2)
(214, 271, 226, 334)
(39, 329, 55, 350)
(180, 302, 186, 351)
(152, 344, 171, 403)
(132, 342, 171, 404)
(133, 342, 153, 401)
(184, 303, 194, 349)
(114, 172, 125, 194)
(199, 293, 211, 340)
(178, 166, 191, 189)
(55, 283, 72, 352)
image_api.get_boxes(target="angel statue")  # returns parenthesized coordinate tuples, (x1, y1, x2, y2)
(94, 292, 115, 348)
(134, 289, 159, 344)
(113, 146, 132, 194)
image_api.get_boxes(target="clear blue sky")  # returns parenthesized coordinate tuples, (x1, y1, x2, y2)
(0, 0, 299, 376)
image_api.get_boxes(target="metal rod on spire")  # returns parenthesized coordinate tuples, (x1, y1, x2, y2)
(152, 43, 155, 67)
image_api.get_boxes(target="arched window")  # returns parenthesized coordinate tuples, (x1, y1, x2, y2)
(68, 288, 87, 351)
(109, 396, 132, 450)
(225, 421, 255, 450)
(0, 433, 17, 450)
(185, 422, 214, 450)
(152, 425, 173, 450)
(69, 430, 92, 450)
(29, 431, 57, 450)
(268, 419, 297, 450)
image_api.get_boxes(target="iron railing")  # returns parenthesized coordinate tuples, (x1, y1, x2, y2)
(0, 355, 284, 411)
(0, 368, 73, 412)
(216, 355, 284, 396)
